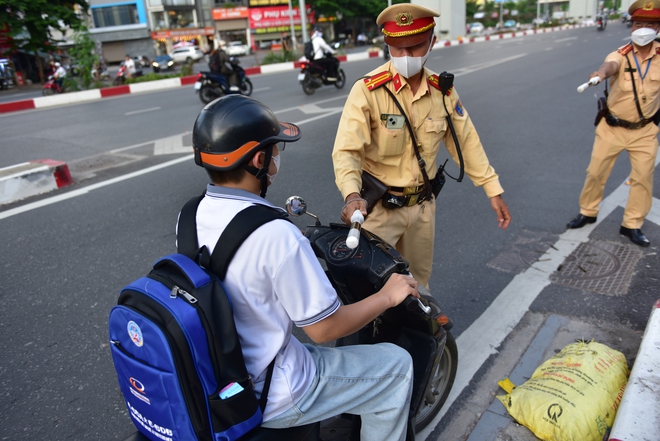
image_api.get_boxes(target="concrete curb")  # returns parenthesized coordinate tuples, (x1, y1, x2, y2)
(0, 24, 589, 116)
(608, 299, 660, 441)
(0, 159, 73, 205)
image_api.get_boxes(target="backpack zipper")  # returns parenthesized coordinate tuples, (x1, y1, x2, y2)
(170, 286, 198, 303)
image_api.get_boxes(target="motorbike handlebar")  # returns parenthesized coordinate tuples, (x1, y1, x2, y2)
(346, 209, 364, 249)
(403, 295, 432, 316)
(577, 76, 601, 93)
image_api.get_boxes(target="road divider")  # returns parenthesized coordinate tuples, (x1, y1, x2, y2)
(0, 23, 590, 116)
(0, 159, 72, 205)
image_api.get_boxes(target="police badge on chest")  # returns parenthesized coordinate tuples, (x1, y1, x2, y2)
(381, 114, 405, 129)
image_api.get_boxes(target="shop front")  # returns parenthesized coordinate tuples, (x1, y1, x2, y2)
(249, 2, 315, 51)
(212, 7, 251, 50)
(150, 27, 215, 55)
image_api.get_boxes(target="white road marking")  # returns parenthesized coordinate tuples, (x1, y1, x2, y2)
(125, 107, 161, 116)
(417, 152, 660, 440)
(452, 54, 528, 77)
(253, 87, 271, 92)
(555, 36, 578, 43)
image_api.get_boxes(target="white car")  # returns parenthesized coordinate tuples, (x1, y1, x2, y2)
(168, 46, 205, 64)
(468, 22, 485, 35)
(226, 41, 249, 57)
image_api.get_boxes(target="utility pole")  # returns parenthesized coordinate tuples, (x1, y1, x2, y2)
(300, 0, 308, 44)
(288, 0, 297, 50)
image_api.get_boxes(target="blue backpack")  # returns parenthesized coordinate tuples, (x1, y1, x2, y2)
(109, 196, 287, 441)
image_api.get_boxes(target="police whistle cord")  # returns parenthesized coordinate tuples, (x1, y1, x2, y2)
(381, 86, 434, 201)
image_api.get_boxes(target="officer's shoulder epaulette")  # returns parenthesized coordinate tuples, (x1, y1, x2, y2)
(427, 74, 452, 96)
(363, 71, 393, 91)
(618, 43, 633, 55)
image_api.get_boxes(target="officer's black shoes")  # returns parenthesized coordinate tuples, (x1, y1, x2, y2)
(620, 226, 650, 247)
(566, 214, 597, 229)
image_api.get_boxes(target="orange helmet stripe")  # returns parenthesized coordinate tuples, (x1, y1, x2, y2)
(199, 141, 260, 168)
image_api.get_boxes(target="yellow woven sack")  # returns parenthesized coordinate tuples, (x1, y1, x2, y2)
(497, 340, 629, 441)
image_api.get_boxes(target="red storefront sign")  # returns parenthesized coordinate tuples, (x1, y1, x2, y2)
(249, 5, 314, 29)
(212, 7, 249, 21)
(151, 27, 215, 39)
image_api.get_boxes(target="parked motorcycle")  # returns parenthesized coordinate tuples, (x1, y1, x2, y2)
(42, 75, 65, 95)
(113, 64, 143, 86)
(195, 57, 253, 104)
(122, 196, 457, 441)
(299, 55, 346, 96)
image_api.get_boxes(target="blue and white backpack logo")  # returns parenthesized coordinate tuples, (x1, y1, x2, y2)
(127, 321, 143, 347)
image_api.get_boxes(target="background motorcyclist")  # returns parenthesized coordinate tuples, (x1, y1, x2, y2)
(311, 26, 340, 81)
(210, 40, 239, 92)
(123, 55, 136, 79)
(53, 62, 67, 89)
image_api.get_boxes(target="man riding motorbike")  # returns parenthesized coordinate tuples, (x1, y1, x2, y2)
(209, 40, 240, 92)
(310, 27, 340, 81)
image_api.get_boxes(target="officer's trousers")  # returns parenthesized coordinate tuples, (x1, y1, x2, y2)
(579, 119, 659, 229)
(363, 197, 435, 288)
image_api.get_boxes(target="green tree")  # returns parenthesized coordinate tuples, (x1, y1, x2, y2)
(0, 0, 89, 83)
(67, 30, 98, 90)
(311, 0, 407, 40)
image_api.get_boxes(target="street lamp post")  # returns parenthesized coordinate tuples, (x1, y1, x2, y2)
(288, 0, 297, 50)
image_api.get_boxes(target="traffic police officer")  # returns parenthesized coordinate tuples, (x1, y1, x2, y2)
(332, 3, 511, 287)
(567, 0, 660, 247)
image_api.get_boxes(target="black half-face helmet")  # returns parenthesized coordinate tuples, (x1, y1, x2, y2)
(192, 95, 301, 196)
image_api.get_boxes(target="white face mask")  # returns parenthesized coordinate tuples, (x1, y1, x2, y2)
(631, 27, 657, 46)
(267, 153, 280, 185)
(390, 39, 433, 78)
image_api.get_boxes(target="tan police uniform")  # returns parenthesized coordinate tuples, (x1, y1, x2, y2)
(578, 39, 660, 230)
(332, 4, 503, 286)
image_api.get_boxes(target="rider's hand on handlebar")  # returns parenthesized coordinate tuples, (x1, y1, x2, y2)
(379, 273, 420, 309)
(341, 193, 368, 224)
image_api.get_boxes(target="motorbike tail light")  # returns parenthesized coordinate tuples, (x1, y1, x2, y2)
(436, 314, 451, 327)
(301, 63, 307, 69)
(197, 72, 203, 79)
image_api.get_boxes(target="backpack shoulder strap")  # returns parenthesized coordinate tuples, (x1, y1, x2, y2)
(210, 204, 288, 279)
(178, 193, 206, 259)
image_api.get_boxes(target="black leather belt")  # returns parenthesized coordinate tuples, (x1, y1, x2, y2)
(382, 175, 441, 209)
(605, 113, 653, 130)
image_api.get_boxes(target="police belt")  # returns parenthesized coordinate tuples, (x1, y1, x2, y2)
(605, 112, 654, 130)
(382, 176, 440, 208)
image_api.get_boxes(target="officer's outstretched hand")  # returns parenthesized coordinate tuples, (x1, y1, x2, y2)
(490, 195, 511, 230)
(341, 192, 368, 224)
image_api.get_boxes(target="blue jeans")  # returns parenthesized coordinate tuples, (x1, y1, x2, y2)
(261, 343, 413, 441)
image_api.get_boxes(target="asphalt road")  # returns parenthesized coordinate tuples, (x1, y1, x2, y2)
(1, 22, 658, 440)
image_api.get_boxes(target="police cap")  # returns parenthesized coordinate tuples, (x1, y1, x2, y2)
(377, 3, 439, 48)
(629, 0, 660, 22)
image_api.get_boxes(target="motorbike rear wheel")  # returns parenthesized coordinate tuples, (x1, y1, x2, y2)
(42, 87, 55, 96)
(113, 76, 125, 86)
(199, 83, 223, 104)
(301, 73, 316, 96)
(241, 78, 253, 96)
(414, 331, 458, 431)
(334, 69, 346, 89)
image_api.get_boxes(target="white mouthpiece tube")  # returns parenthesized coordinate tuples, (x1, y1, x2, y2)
(577, 76, 601, 93)
(345, 210, 364, 249)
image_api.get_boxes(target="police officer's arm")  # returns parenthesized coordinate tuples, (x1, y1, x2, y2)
(302, 273, 419, 344)
(332, 83, 373, 223)
(443, 88, 511, 230)
(590, 60, 619, 82)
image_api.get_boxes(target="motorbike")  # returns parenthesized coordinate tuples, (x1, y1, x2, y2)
(113, 64, 143, 86)
(42, 75, 65, 96)
(597, 16, 607, 31)
(195, 57, 253, 104)
(122, 196, 457, 441)
(299, 54, 346, 96)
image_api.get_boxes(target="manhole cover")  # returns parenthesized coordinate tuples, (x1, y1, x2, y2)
(550, 240, 643, 296)
(487, 230, 559, 274)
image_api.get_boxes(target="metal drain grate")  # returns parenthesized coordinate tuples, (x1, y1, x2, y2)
(487, 230, 559, 274)
(550, 240, 643, 296)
